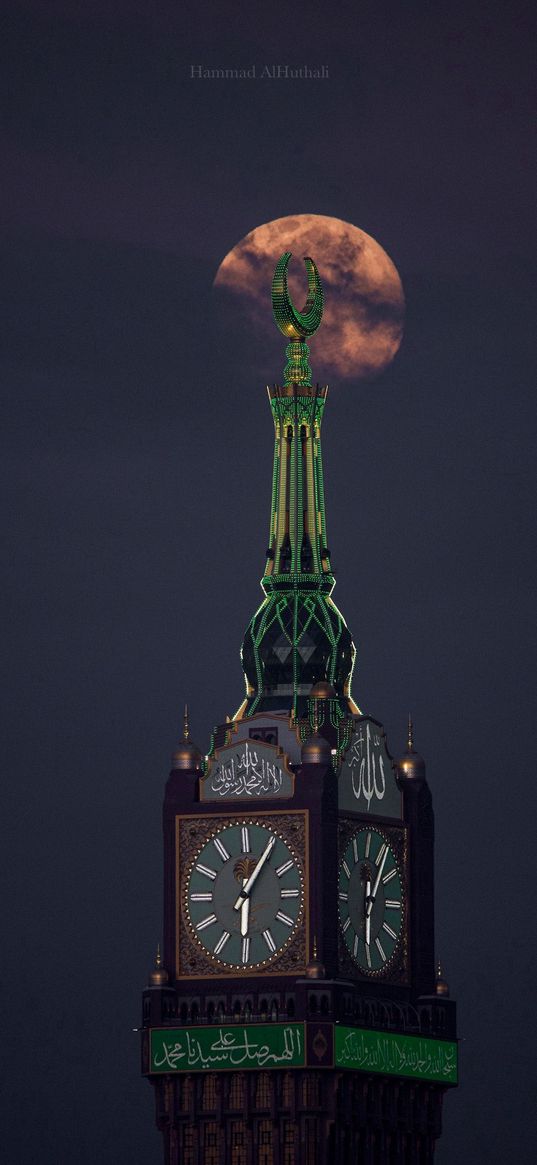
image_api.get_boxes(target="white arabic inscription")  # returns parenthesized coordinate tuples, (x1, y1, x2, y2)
(338, 1029, 456, 1082)
(348, 722, 386, 810)
(210, 741, 284, 797)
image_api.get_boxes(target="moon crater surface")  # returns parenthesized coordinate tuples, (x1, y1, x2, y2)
(214, 214, 405, 381)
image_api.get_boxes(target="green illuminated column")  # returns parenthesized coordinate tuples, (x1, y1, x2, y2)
(265, 386, 330, 578)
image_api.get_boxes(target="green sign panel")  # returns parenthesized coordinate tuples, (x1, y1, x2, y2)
(335, 1026, 458, 1085)
(150, 1023, 304, 1074)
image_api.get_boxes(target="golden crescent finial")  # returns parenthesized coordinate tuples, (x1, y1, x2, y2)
(272, 252, 324, 340)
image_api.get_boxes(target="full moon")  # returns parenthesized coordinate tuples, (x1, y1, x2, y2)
(213, 214, 405, 381)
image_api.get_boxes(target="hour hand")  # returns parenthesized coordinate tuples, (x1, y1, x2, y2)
(364, 877, 371, 945)
(366, 847, 388, 917)
(240, 879, 250, 936)
(233, 836, 276, 910)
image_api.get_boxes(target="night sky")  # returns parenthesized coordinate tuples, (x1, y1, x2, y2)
(2, 1, 536, 1162)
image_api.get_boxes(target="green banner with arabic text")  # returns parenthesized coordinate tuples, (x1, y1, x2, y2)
(335, 1025, 458, 1084)
(150, 1023, 304, 1074)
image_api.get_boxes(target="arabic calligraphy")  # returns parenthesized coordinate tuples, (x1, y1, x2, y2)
(335, 1027, 458, 1085)
(206, 741, 292, 799)
(348, 722, 386, 809)
(150, 1024, 304, 1074)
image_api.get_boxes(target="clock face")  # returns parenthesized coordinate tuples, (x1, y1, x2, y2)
(338, 826, 405, 976)
(185, 819, 304, 970)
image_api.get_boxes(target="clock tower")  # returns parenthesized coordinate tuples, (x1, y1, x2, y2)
(141, 252, 457, 1163)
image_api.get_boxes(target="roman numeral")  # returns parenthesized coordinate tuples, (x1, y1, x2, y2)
(342, 860, 351, 878)
(213, 837, 230, 862)
(280, 888, 299, 898)
(352, 837, 359, 863)
(382, 868, 397, 884)
(382, 923, 397, 940)
(375, 842, 387, 867)
(196, 913, 217, 931)
(195, 864, 217, 880)
(263, 929, 277, 953)
(242, 936, 250, 963)
(276, 859, 294, 878)
(214, 930, 231, 955)
(385, 900, 401, 909)
(276, 911, 293, 927)
(375, 937, 387, 961)
(339, 892, 348, 902)
(353, 934, 359, 958)
(342, 917, 351, 933)
(365, 832, 371, 858)
(241, 827, 250, 853)
(190, 892, 213, 902)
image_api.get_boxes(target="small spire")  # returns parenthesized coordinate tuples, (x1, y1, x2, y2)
(435, 957, 450, 997)
(407, 713, 414, 751)
(305, 932, 325, 979)
(149, 942, 168, 986)
(171, 705, 201, 771)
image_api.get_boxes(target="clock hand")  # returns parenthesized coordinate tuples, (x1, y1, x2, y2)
(233, 836, 276, 911)
(366, 847, 388, 917)
(240, 878, 250, 937)
(365, 876, 371, 946)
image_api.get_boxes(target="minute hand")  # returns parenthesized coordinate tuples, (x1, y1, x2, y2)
(366, 847, 389, 917)
(233, 836, 276, 911)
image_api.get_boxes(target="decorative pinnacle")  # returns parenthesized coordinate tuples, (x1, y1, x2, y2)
(155, 943, 162, 970)
(272, 252, 324, 386)
(436, 958, 443, 979)
(407, 713, 414, 752)
(313, 934, 318, 960)
(183, 703, 190, 742)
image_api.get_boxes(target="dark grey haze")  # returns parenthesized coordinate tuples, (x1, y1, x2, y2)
(2, 1, 536, 1162)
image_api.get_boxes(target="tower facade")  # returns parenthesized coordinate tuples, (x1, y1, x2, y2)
(141, 252, 457, 1163)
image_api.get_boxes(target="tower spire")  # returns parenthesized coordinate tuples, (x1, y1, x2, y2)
(240, 253, 356, 718)
(407, 713, 414, 751)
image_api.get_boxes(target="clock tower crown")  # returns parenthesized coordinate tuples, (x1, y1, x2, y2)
(240, 252, 356, 720)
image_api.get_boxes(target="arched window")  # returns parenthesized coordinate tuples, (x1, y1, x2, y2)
(258, 1118, 273, 1165)
(229, 1074, 245, 1110)
(302, 1073, 320, 1108)
(203, 1121, 221, 1165)
(182, 1125, 197, 1165)
(202, 1074, 219, 1111)
(231, 1120, 247, 1165)
(180, 1076, 193, 1113)
(305, 1117, 317, 1164)
(282, 1073, 294, 1108)
(256, 1072, 271, 1109)
(283, 1121, 295, 1165)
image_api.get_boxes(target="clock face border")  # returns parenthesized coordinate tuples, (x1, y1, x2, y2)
(175, 810, 309, 980)
(337, 817, 408, 984)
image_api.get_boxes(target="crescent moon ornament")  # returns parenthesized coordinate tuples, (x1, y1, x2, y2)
(272, 252, 324, 341)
